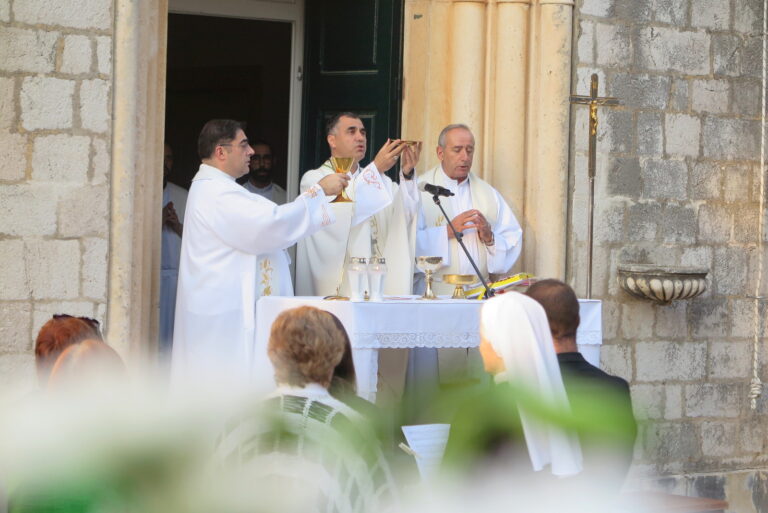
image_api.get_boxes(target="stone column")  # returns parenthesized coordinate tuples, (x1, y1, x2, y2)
(402, 0, 452, 158)
(450, 0, 487, 172)
(401, 0, 574, 278)
(109, 0, 168, 362)
(486, 0, 531, 223)
(522, 0, 573, 278)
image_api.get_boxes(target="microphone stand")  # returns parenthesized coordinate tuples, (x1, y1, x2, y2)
(431, 194, 495, 299)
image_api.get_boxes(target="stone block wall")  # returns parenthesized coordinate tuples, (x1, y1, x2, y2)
(570, 0, 768, 508)
(0, 0, 113, 395)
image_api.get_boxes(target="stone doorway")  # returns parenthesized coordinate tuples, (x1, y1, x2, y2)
(165, 14, 292, 191)
(167, 0, 306, 195)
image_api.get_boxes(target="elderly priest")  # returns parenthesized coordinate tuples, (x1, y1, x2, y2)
(416, 123, 523, 293)
(407, 124, 524, 391)
(172, 119, 347, 388)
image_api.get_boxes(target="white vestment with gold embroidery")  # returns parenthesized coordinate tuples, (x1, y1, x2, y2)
(417, 166, 523, 295)
(295, 160, 419, 296)
(172, 163, 335, 388)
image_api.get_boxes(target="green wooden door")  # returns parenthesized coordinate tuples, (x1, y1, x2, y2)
(299, 0, 403, 178)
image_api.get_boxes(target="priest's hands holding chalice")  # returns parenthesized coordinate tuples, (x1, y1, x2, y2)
(317, 173, 350, 197)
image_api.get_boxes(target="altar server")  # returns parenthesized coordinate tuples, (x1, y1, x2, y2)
(172, 119, 347, 388)
(296, 112, 422, 297)
(416, 124, 523, 294)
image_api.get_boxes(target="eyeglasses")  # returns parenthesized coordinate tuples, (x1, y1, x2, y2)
(218, 140, 251, 149)
(53, 313, 102, 332)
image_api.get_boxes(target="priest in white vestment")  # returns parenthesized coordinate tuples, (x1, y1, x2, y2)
(295, 112, 421, 402)
(416, 123, 523, 294)
(296, 112, 422, 298)
(407, 123, 524, 394)
(160, 143, 187, 355)
(172, 120, 348, 389)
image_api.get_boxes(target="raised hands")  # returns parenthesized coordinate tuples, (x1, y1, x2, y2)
(400, 141, 422, 176)
(373, 139, 408, 173)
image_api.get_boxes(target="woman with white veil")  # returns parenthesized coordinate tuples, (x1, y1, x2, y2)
(443, 291, 582, 478)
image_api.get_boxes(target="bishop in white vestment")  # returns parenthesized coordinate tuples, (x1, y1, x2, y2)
(172, 120, 347, 388)
(296, 113, 421, 297)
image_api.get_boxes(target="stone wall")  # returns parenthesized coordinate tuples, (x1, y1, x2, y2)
(569, 0, 768, 509)
(0, 0, 113, 395)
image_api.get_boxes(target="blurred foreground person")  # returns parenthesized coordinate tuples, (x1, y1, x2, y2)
(443, 292, 582, 478)
(526, 279, 636, 489)
(47, 339, 126, 390)
(327, 313, 380, 419)
(327, 314, 405, 464)
(34, 314, 103, 386)
(9, 340, 129, 513)
(215, 306, 397, 513)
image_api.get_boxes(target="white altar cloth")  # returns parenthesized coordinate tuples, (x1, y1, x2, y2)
(254, 296, 602, 401)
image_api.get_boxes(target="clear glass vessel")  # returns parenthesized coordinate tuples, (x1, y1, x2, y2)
(367, 257, 387, 301)
(347, 257, 369, 301)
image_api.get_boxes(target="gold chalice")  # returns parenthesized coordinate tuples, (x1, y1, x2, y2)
(443, 274, 476, 299)
(329, 156, 354, 203)
(416, 256, 443, 300)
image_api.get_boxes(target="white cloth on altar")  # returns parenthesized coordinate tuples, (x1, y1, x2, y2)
(242, 180, 287, 205)
(416, 166, 522, 293)
(482, 292, 583, 477)
(296, 160, 420, 296)
(172, 163, 335, 389)
(160, 182, 188, 352)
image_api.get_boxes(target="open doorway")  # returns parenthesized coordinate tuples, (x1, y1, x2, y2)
(164, 13, 292, 191)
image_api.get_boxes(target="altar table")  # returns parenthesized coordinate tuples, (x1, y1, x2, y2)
(253, 296, 602, 401)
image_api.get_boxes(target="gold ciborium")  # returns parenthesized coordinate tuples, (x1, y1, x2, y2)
(416, 256, 443, 300)
(329, 156, 354, 203)
(443, 274, 476, 299)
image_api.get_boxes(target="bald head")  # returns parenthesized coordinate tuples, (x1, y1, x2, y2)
(525, 279, 580, 353)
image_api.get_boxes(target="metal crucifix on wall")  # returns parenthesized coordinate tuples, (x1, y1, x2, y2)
(570, 74, 622, 299)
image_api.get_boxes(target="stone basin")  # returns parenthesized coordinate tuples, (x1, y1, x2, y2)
(616, 264, 708, 305)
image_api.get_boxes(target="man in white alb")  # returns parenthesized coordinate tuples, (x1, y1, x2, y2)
(296, 112, 421, 402)
(417, 123, 522, 291)
(239, 139, 287, 204)
(160, 142, 187, 355)
(296, 112, 422, 297)
(408, 123, 523, 389)
(172, 119, 347, 388)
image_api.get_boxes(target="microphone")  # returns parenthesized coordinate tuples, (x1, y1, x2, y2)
(418, 182, 454, 197)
